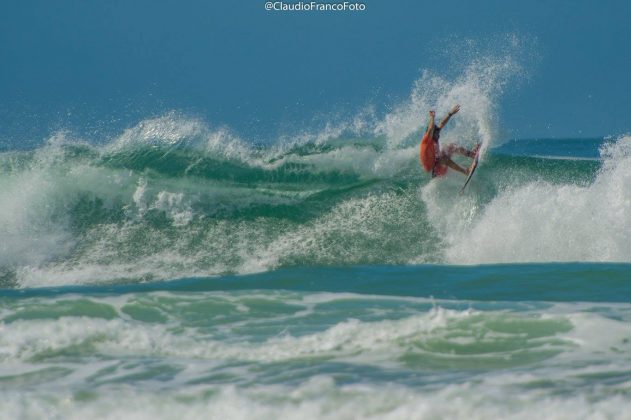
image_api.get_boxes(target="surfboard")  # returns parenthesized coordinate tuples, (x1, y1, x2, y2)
(459, 144, 481, 195)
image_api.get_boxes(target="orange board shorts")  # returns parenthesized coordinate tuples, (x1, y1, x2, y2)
(420, 132, 448, 177)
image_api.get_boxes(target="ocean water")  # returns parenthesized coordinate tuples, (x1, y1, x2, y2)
(1, 60, 631, 419)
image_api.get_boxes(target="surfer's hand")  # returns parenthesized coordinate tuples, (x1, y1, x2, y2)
(429, 110, 436, 118)
(449, 105, 460, 116)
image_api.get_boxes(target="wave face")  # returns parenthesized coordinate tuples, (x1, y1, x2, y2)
(1, 126, 627, 288)
(0, 48, 629, 288)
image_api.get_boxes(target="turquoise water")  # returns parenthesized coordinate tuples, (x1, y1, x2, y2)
(1, 65, 631, 417)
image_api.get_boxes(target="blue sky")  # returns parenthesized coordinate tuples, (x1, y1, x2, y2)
(1, 0, 630, 145)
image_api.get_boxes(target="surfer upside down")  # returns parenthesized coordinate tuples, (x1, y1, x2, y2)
(419, 104, 479, 177)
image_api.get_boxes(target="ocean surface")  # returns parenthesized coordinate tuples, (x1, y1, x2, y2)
(1, 63, 631, 418)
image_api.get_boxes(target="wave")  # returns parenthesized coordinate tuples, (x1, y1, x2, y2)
(1, 128, 626, 288)
(433, 137, 631, 264)
(1, 45, 628, 287)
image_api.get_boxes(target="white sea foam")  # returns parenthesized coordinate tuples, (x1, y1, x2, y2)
(1, 370, 630, 420)
(4, 298, 625, 368)
(432, 135, 631, 263)
(0, 138, 78, 269)
(0, 305, 463, 363)
(1, 295, 630, 419)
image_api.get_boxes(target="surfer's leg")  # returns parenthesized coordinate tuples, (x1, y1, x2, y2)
(438, 155, 469, 175)
(446, 143, 477, 158)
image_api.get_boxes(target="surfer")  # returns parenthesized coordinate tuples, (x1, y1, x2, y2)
(419, 105, 479, 177)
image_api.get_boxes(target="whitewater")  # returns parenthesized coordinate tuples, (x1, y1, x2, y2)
(1, 52, 631, 419)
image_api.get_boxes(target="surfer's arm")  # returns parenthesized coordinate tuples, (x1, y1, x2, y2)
(426, 111, 436, 138)
(438, 104, 460, 129)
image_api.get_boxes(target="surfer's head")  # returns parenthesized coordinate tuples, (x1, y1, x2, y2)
(432, 125, 440, 141)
